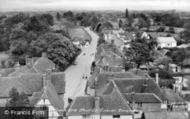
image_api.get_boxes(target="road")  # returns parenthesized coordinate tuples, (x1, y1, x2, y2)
(64, 27, 99, 108)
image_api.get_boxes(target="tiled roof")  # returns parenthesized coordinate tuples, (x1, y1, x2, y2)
(128, 69, 149, 78)
(144, 111, 188, 119)
(162, 89, 185, 104)
(33, 57, 55, 73)
(0, 72, 65, 98)
(30, 80, 64, 116)
(8, 66, 37, 77)
(98, 43, 123, 57)
(123, 93, 162, 103)
(0, 68, 15, 77)
(114, 78, 166, 101)
(67, 81, 132, 116)
(89, 72, 139, 88)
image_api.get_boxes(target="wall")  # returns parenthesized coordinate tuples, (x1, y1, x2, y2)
(36, 99, 62, 119)
(101, 115, 133, 119)
(132, 103, 161, 112)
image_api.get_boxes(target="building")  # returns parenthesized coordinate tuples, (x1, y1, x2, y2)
(107, 78, 167, 112)
(0, 72, 65, 107)
(87, 72, 140, 96)
(157, 37, 177, 48)
(30, 79, 64, 119)
(67, 81, 134, 119)
(142, 111, 189, 119)
(162, 88, 186, 111)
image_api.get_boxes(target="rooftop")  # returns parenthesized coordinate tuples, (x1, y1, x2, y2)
(157, 37, 176, 43)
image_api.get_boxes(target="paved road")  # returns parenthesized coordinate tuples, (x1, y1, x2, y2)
(64, 27, 99, 108)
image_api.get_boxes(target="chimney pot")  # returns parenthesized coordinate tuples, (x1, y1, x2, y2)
(42, 52, 47, 57)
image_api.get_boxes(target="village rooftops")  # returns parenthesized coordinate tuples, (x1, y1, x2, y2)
(88, 72, 140, 89)
(143, 111, 189, 119)
(112, 78, 166, 101)
(30, 80, 64, 116)
(0, 72, 65, 98)
(67, 81, 132, 116)
(162, 88, 185, 104)
(97, 43, 123, 57)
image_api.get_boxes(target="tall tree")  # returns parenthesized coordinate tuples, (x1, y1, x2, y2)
(56, 12, 61, 21)
(125, 8, 129, 18)
(31, 32, 80, 71)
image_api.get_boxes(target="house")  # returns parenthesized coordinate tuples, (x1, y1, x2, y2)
(142, 111, 189, 119)
(0, 71, 65, 106)
(87, 72, 140, 96)
(162, 88, 186, 111)
(183, 58, 190, 73)
(169, 63, 181, 73)
(66, 81, 133, 119)
(157, 37, 177, 48)
(30, 79, 64, 119)
(102, 29, 113, 41)
(109, 78, 167, 112)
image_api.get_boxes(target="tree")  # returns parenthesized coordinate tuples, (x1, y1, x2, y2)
(56, 12, 61, 21)
(180, 23, 190, 43)
(6, 88, 31, 107)
(125, 8, 129, 18)
(31, 32, 80, 71)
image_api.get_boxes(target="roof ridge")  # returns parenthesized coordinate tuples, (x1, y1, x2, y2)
(111, 80, 132, 112)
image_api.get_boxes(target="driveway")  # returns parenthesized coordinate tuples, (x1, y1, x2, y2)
(64, 27, 99, 108)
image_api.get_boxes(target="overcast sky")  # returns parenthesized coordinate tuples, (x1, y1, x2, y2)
(0, 0, 190, 11)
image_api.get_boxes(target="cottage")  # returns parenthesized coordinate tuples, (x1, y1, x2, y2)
(157, 37, 177, 48)
(142, 111, 189, 119)
(87, 72, 139, 96)
(0, 71, 65, 106)
(67, 82, 133, 119)
(162, 88, 186, 111)
(30, 79, 64, 119)
(109, 78, 167, 112)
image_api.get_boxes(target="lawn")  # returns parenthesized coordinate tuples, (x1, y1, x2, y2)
(68, 27, 91, 43)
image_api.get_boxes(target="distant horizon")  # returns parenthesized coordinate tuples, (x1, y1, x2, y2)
(0, 0, 190, 12)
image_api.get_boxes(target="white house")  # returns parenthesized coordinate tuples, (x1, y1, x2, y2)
(157, 37, 177, 48)
(169, 63, 181, 73)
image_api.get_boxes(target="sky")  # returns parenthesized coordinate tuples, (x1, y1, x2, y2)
(0, 0, 190, 12)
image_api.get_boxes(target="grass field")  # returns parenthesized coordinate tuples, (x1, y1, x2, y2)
(68, 27, 91, 42)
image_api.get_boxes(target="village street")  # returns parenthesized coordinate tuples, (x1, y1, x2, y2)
(64, 27, 99, 108)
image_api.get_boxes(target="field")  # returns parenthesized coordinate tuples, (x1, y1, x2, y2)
(68, 27, 91, 43)
(149, 25, 185, 33)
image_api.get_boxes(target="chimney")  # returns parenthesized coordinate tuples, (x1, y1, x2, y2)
(25, 55, 33, 67)
(94, 96, 100, 115)
(15, 62, 20, 71)
(142, 75, 148, 93)
(42, 74, 47, 88)
(156, 72, 159, 85)
(42, 52, 47, 57)
(94, 77, 98, 96)
(42, 69, 52, 88)
(131, 92, 135, 110)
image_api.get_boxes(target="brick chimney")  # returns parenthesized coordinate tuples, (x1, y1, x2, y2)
(25, 55, 33, 67)
(94, 96, 100, 115)
(42, 52, 47, 57)
(42, 69, 52, 88)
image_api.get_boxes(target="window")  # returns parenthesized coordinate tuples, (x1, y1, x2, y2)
(138, 103, 142, 108)
(113, 115, 120, 118)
